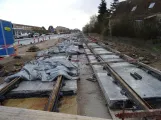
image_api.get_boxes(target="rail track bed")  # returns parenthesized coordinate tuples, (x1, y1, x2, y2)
(84, 36, 161, 111)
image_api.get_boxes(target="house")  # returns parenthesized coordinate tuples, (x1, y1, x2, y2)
(109, 0, 161, 36)
(13, 23, 43, 37)
(55, 26, 70, 34)
(112, 0, 161, 20)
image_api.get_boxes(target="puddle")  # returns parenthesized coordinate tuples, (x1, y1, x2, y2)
(59, 95, 77, 115)
(2, 98, 48, 110)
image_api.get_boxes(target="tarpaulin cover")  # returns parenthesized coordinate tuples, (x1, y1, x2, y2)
(37, 36, 84, 57)
(5, 57, 78, 82)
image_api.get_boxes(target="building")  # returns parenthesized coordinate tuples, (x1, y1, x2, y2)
(71, 28, 81, 33)
(13, 23, 43, 37)
(55, 26, 70, 34)
(13, 23, 42, 31)
(112, 0, 161, 21)
(109, 0, 161, 36)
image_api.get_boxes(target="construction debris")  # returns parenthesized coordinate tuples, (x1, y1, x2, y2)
(13, 56, 22, 59)
(0, 64, 4, 69)
(27, 46, 40, 52)
(86, 78, 96, 82)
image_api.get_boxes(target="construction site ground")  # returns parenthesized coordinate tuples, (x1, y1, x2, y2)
(2, 34, 161, 120)
(0, 36, 112, 119)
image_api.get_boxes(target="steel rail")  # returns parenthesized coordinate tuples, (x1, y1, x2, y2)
(44, 75, 63, 112)
(0, 77, 21, 96)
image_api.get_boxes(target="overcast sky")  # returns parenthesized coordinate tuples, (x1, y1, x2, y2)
(0, 0, 124, 30)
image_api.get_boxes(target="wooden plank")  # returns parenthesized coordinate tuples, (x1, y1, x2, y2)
(0, 106, 111, 120)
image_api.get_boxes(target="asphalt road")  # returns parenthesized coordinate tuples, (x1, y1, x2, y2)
(14, 34, 68, 45)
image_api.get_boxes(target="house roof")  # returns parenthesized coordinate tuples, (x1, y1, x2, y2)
(112, 0, 161, 19)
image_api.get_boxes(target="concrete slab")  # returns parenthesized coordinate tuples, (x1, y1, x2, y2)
(109, 62, 161, 99)
(101, 55, 120, 59)
(93, 48, 112, 54)
(87, 42, 161, 108)
(84, 49, 92, 54)
(11, 81, 54, 92)
(91, 65, 127, 108)
(88, 55, 97, 63)
(62, 80, 77, 94)
(0, 79, 77, 98)
(88, 43, 101, 48)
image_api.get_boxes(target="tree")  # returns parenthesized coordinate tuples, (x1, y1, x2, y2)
(42, 26, 46, 30)
(48, 26, 54, 33)
(82, 0, 111, 35)
(110, 0, 119, 13)
(98, 0, 107, 22)
(83, 24, 90, 34)
(88, 15, 98, 32)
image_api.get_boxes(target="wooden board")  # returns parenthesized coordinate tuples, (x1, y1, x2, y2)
(0, 106, 111, 120)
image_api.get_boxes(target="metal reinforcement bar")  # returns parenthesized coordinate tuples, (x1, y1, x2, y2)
(0, 77, 21, 96)
(85, 42, 152, 111)
(115, 109, 161, 119)
(86, 61, 125, 66)
(86, 53, 115, 55)
(44, 75, 62, 112)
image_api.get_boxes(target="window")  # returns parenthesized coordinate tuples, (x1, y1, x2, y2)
(131, 6, 137, 12)
(148, 2, 155, 9)
(159, 19, 161, 23)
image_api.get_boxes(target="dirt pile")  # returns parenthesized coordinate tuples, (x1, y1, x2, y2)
(27, 46, 40, 52)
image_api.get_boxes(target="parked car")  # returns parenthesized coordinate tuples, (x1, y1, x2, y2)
(33, 33, 40, 37)
(14, 34, 23, 39)
(41, 34, 45, 36)
(28, 33, 34, 38)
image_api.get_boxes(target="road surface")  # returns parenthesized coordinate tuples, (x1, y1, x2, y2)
(14, 34, 68, 45)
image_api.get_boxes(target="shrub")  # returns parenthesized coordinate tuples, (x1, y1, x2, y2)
(112, 18, 135, 37)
